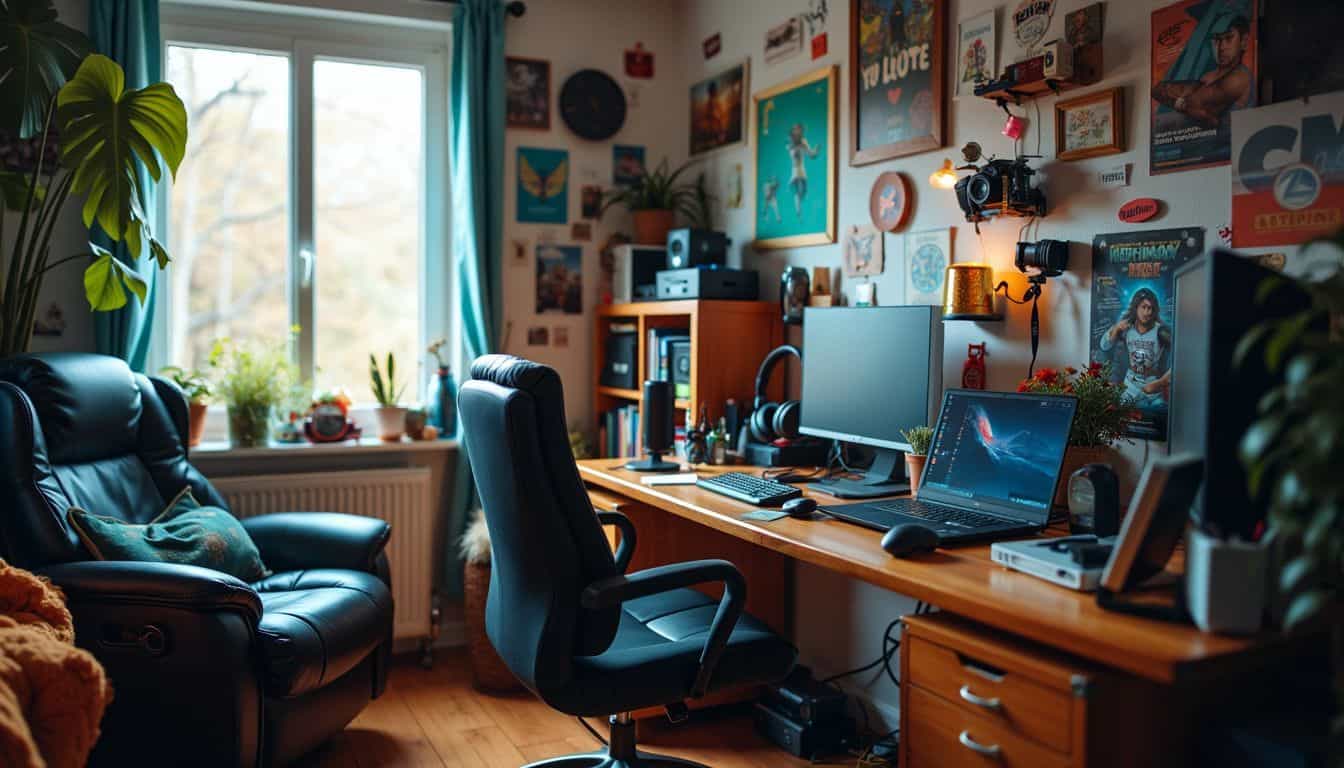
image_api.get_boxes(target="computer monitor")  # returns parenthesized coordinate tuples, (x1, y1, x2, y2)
(800, 305, 944, 498)
(1170, 250, 1316, 540)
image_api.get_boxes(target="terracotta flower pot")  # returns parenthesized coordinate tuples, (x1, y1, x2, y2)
(375, 406, 407, 442)
(905, 454, 927, 494)
(632, 209, 675, 246)
(1055, 445, 1114, 509)
(187, 401, 208, 447)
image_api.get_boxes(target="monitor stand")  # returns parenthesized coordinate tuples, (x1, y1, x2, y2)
(812, 447, 910, 499)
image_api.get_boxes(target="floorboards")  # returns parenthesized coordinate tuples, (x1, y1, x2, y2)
(294, 652, 815, 768)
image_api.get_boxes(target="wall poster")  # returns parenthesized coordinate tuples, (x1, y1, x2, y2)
(1231, 91, 1344, 248)
(516, 147, 568, 224)
(1089, 228, 1204, 441)
(753, 65, 837, 249)
(850, 0, 946, 164)
(1150, 0, 1258, 174)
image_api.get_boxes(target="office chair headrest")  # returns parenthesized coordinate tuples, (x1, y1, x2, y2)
(0, 353, 144, 465)
(470, 354, 555, 393)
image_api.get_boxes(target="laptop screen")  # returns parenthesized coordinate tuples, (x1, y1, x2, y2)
(919, 390, 1078, 523)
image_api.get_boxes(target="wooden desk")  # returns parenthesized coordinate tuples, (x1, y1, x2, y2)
(579, 461, 1311, 767)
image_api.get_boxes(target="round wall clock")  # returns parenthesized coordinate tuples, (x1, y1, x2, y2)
(560, 69, 627, 141)
(869, 171, 912, 232)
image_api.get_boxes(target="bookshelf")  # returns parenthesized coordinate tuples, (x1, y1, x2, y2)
(593, 299, 782, 459)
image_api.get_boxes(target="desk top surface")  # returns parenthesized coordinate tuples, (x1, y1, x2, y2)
(578, 460, 1288, 685)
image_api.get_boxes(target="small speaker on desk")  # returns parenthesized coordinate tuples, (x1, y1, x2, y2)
(625, 380, 679, 472)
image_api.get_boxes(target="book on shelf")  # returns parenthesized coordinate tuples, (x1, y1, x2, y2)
(646, 327, 689, 386)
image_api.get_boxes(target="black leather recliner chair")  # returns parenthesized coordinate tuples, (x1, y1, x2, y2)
(459, 355, 798, 768)
(0, 353, 394, 767)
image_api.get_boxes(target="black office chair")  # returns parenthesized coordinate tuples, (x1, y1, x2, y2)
(0, 353, 394, 767)
(459, 355, 797, 768)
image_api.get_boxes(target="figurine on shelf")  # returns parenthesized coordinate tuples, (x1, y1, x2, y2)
(686, 405, 709, 464)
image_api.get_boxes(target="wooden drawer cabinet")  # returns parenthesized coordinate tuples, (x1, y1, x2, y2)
(901, 614, 1179, 768)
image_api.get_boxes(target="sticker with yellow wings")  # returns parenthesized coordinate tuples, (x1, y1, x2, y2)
(517, 147, 569, 223)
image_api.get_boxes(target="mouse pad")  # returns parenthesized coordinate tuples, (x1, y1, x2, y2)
(740, 509, 790, 522)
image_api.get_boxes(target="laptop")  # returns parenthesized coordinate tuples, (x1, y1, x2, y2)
(819, 389, 1078, 544)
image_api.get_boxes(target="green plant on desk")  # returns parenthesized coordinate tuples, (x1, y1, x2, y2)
(900, 426, 934, 457)
(1238, 232, 1344, 744)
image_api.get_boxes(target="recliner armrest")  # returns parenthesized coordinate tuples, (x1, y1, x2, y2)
(596, 510, 636, 573)
(40, 561, 262, 623)
(582, 559, 746, 698)
(242, 512, 390, 574)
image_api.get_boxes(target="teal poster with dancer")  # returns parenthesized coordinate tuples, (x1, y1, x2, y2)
(753, 66, 837, 249)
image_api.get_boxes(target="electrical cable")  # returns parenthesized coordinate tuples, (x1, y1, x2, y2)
(576, 716, 607, 746)
(819, 617, 903, 685)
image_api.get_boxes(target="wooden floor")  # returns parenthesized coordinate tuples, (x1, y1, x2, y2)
(296, 652, 815, 768)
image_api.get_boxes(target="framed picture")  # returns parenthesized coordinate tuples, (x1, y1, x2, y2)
(764, 16, 803, 64)
(956, 10, 996, 97)
(535, 243, 583, 314)
(1055, 87, 1124, 161)
(843, 224, 884, 277)
(505, 57, 550, 130)
(904, 228, 951, 305)
(516, 147, 567, 224)
(753, 65, 838, 250)
(690, 59, 750, 157)
(850, 0, 947, 165)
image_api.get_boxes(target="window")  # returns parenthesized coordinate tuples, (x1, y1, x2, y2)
(159, 7, 448, 405)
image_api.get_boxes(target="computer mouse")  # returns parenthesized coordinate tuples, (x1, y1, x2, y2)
(881, 523, 940, 558)
(782, 497, 817, 519)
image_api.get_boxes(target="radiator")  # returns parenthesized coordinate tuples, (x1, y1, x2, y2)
(212, 468, 435, 641)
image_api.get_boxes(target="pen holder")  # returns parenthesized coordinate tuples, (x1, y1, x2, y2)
(1184, 528, 1267, 635)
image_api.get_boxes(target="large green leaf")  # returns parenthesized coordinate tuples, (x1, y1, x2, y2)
(83, 245, 147, 311)
(0, 0, 91, 138)
(55, 54, 187, 249)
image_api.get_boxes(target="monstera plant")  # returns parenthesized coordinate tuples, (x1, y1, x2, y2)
(0, 0, 187, 356)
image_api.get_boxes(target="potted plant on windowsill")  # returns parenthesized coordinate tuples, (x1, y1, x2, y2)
(208, 337, 295, 448)
(1017, 363, 1132, 508)
(600, 160, 711, 246)
(160, 366, 211, 446)
(369, 353, 407, 442)
(900, 426, 934, 493)
(0, 2, 189, 357)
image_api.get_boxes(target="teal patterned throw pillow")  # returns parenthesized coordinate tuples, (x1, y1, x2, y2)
(68, 487, 270, 582)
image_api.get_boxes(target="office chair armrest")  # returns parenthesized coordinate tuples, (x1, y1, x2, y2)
(582, 559, 746, 698)
(596, 510, 637, 573)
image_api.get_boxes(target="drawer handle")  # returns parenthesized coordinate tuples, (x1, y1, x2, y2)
(959, 731, 1002, 758)
(959, 684, 1002, 711)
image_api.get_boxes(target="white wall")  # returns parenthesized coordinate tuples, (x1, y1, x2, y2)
(678, 0, 1237, 726)
(500, 0, 689, 425)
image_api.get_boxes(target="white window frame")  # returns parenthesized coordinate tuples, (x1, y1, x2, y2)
(152, 3, 452, 419)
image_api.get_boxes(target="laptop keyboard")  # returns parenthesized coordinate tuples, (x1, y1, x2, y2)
(870, 498, 1005, 529)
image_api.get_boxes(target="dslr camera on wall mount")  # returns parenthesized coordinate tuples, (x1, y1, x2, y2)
(1015, 239, 1069, 280)
(952, 144, 1046, 224)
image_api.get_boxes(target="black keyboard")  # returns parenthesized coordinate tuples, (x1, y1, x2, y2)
(872, 498, 1006, 529)
(697, 472, 802, 506)
(825, 497, 1006, 532)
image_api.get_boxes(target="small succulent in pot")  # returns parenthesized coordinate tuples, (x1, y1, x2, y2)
(370, 352, 408, 442)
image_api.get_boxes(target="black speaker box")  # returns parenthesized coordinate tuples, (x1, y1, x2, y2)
(600, 331, 638, 390)
(753, 702, 849, 759)
(666, 228, 729, 268)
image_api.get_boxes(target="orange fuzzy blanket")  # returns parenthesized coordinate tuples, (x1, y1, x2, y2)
(0, 560, 112, 768)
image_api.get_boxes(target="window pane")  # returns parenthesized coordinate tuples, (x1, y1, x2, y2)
(314, 59, 423, 403)
(166, 46, 291, 371)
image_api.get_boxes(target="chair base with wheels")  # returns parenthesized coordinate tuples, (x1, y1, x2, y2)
(526, 714, 707, 768)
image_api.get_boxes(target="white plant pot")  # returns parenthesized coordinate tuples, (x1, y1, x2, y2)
(375, 406, 407, 442)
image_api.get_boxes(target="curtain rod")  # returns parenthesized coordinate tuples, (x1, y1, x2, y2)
(437, 1, 526, 16)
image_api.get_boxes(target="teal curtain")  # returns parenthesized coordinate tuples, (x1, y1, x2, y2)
(446, 0, 505, 595)
(90, 0, 161, 371)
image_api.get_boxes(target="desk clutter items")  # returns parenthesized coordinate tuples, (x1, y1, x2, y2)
(624, 380, 678, 472)
(742, 344, 830, 467)
(1066, 463, 1120, 536)
(780, 266, 809, 324)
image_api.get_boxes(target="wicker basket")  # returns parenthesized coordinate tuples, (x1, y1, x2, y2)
(463, 559, 522, 692)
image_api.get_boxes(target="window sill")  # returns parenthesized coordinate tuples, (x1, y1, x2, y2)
(191, 437, 458, 461)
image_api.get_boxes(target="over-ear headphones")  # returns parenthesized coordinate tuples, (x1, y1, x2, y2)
(749, 344, 802, 444)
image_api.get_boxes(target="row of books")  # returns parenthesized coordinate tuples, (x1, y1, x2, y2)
(599, 404, 642, 460)
(646, 328, 691, 399)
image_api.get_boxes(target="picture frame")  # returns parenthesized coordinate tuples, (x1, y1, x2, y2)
(849, 0, 947, 165)
(955, 10, 996, 98)
(1055, 87, 1124, 161)
(764, 16, 804, 64)
(505, 57, 550, 131)
(752, 65, 838, 250)
(689, 58, 750, 158)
